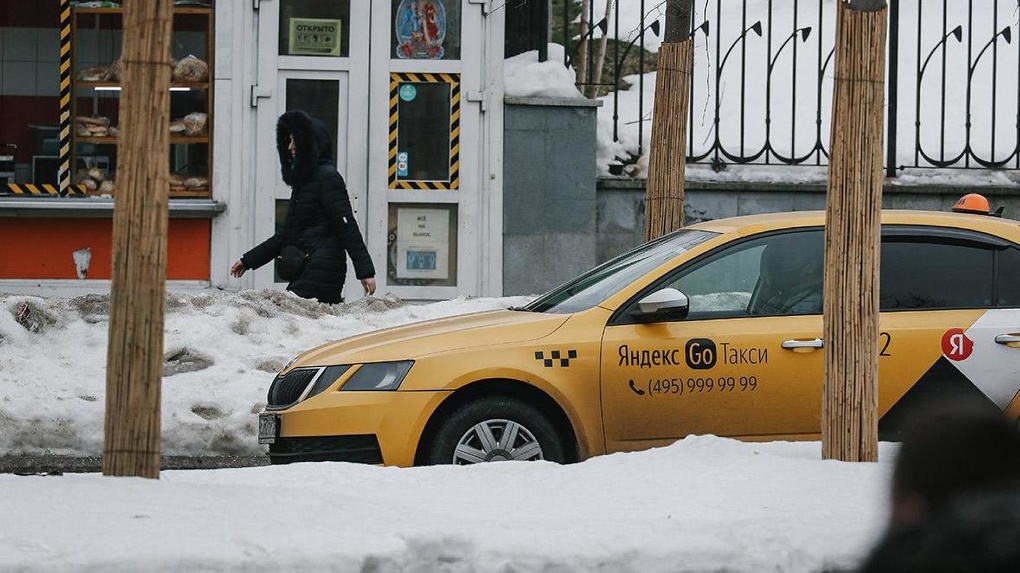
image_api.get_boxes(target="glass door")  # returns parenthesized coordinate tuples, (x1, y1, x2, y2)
(366, 0, 494, 300)
(253, 0, 370, 297)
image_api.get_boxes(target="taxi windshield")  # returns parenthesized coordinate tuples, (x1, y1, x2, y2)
(523, 229, 718, 314)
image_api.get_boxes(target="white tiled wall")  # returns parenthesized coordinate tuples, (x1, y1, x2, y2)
(0, 27, 61, 97)
(3, 27, 37, 61)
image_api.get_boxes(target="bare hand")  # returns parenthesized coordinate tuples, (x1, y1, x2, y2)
(361, 277, 377, 296)
(230, 259, 247, 278)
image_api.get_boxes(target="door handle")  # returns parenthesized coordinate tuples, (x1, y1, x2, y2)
(994, 333, 1020, 347)
(782, 338, 824, 352)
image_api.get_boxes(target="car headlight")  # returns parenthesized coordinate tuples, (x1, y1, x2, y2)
(340, 360, 414, 391)
(305, 365, 352, 399)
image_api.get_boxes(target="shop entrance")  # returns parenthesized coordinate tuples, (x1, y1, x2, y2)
(252, 0, 371, 297)
(254, 0, 500, 301)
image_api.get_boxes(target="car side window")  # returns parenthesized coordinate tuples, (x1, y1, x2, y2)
(997, 247, 1020, 308)
(880, 239, 994, 310)
(631, 229, 825, 321)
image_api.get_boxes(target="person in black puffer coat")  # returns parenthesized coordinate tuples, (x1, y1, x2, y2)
(230, 110, 376, 303)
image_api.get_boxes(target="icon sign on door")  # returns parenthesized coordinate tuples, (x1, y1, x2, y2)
(397, 151, 409, 177)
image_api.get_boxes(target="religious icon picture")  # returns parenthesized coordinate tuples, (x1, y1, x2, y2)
(394, 0, 447, 59)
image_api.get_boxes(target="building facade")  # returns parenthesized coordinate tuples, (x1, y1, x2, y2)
(0, 1, 507, 301)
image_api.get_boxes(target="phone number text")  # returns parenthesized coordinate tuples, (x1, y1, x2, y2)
(645, 376, 758, 397)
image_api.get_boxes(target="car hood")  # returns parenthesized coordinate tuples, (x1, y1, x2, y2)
(293, 309, 571, 366)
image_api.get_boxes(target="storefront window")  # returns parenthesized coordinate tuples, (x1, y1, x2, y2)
(279, 0, 350, 57)
(389, 73, 459, 189)
(3, 1, 214, 198)
(1, 4, 62, 192)
(391, 0, 460, 60)
(387, 203, 458, 286)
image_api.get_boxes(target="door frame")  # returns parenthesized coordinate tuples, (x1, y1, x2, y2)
(252, 0, 371, 298)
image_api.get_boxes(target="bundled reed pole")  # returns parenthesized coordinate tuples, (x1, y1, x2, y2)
(103, 0, 174, 478)
(822, 0, 887, 462)
(644, 0, 694, 241)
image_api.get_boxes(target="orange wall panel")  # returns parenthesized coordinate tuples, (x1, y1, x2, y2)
(0, 218, 210, 280)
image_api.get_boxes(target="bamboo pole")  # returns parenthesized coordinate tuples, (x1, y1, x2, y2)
(822, 1, 887, 462)
(643, 39, 693, 241)
(102, 0, 174, 478)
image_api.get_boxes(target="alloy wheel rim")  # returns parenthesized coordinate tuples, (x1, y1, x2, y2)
(452, 418, 544, 464)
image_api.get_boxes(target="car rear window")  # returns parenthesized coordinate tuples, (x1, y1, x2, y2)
(881, 240, 994, 310)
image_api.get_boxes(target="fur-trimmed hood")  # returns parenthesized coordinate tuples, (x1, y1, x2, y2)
(276, 110, 333, 186)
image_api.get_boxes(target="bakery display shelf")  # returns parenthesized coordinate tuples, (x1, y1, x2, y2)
(168, 188, 209, 197)
(76, 81, 210, 90)
(70, 2, 214, 200)
(75, 136, 210, 144)
(73, 6, 212, 15)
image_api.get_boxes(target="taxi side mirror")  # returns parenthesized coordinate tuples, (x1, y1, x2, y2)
(633, 288, 690, 323)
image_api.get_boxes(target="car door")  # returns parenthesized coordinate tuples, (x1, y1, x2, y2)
(600, 228, 827, 453)
(876, 227, 1020, 438)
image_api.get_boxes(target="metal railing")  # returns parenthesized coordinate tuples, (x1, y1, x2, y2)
(562, 0, 1020, 175)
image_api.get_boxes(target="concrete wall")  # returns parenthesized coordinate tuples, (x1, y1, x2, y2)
(503, 96, 600, 295)
(502, 96, 1020, 295)
(597, 177, 1020, 263)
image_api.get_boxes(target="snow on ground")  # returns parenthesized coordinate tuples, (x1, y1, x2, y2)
(0, 290, 896, 572)
(0, 291, 531, 457)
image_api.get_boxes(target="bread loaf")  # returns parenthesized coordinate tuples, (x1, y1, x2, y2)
(172, 55, 209, 83)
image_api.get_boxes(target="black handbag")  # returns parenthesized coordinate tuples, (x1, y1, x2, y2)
(276, 245, 310, 281)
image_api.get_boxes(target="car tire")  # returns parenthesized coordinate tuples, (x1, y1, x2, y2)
(426, 396, 566, 465)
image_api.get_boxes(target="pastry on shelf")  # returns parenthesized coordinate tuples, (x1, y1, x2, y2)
(172, 55, 209, 83)
(75, 116, 113, 137)
(182, 112, 208, 136)
(184, 176, 208, 189)
(75, 58, 122, 82)
(76, 65, 109, 82)
(76, 165, 114, 194)
(169, 174, 187, 193)
(106, 57, 123, 82)
(77, 175, 98, 192)
(87, 167, 106, 181)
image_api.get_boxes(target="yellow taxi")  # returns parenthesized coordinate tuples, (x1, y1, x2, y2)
(258, 209, 1020, 466)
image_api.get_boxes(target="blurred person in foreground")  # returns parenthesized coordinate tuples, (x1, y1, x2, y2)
(858, 403, 1020, 572)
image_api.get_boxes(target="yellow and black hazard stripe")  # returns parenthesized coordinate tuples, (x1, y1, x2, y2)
(4, 183, 67, 195)
(59, 0, 72, 195)
(388, 72, 460, 190)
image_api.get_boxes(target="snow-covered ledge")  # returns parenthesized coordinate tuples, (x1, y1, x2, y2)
(504, 96, 602, 108)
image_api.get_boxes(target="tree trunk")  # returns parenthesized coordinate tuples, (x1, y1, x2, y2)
(588, 0, 615, 98)
(575, 0, 591, 92)
(102, 0, 174, 479)
(822, 0, 887, 462)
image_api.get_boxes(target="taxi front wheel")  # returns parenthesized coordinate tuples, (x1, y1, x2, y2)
(426, 397, 566, 465)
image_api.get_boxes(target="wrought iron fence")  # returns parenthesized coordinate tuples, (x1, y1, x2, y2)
(561, 0, 1020, 174)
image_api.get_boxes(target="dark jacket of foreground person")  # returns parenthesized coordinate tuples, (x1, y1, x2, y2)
(859, 487, 1020, 573)
(240, 110, 375, 303)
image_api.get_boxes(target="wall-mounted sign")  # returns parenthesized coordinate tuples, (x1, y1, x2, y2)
(288, 18, 342, 56)
(399, 84, 417, 102)
(395, 207, 450, 279)
(397, 152, 409, 177)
